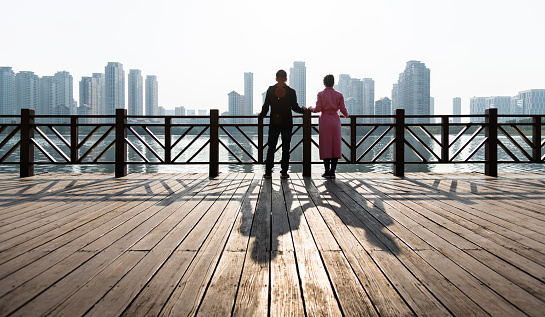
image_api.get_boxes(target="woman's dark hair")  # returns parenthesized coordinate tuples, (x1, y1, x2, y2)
(323, 74, 334, 87)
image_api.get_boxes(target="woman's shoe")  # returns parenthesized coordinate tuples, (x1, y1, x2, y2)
(321, 171, 331, 178)
(329, 172, 336, 179)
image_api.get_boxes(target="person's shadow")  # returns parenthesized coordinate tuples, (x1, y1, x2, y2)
(240, 175, 400, 264)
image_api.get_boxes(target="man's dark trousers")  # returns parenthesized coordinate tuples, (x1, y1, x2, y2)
(265, 124, 292, 174)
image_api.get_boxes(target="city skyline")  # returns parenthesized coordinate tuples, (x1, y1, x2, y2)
(1, 0, 543, 116)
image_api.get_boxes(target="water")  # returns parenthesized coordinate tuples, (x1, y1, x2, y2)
(1, 127, 544, 174)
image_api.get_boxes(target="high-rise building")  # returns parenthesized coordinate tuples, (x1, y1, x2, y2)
(335, 74, 351, 98)
(174, 106, 186, 124)
(453, 97, 462, 123)
(289, 61, 306, 107)
(39, 76, 56, 119)
(228, 90, 245, 124)
(375, 97, 392, 123)
(54, 71, 75, 115)
(518, 89, 545, 115)
(15, 71, 40, 113)
(470, 96, 511, 122)
(145, 75, 158, 117)
(92, 73, 106, 116)
(128, 70, 143, 116)
(80, 74, 105, 123)
(349, 78, 364, 115)
(363, 78, 375, 120)
(244, 72, 253, 115)
(393, 60, 431, 123)
(0, 67, 16, 121)
(105, 62, 125, 115)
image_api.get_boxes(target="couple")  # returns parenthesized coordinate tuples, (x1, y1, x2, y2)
(259, 70, 349, 179)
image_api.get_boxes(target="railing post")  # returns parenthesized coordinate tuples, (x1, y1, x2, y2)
(394, 109, 405, 177)
(302, 110, 311, 176)
(533, 116, 542, 162)
(165, 116, 172, 164)
(441, 115, 449, 162)
(20, 108, 34, 177)
(485, 108, 498, 176)
(115, 108, 127, 178)
(209, 109, 219, 177)
(351, 116, 357, 163)
(71, 116, 78, 163)
(258, 116, 264, 163)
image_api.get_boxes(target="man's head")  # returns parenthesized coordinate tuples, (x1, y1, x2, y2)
(276, 69, 287, 79)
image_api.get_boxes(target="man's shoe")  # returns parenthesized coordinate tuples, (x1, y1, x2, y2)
(264, 173, 272, 179)
(281, 173, 290, 179)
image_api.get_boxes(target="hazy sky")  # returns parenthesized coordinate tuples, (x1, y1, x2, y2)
(1, 0, 544, 115)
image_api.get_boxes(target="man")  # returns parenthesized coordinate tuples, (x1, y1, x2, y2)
(259, 69, 305, 179)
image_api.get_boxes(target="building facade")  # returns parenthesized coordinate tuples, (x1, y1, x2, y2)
(363, 78, 375, 121)
(393, 60, 431, 123)
(145, 75, 158, 117)
(470, 96, 511, 122)
(0, 67, 16, 121)
(128, 69, 144, 116)
(39, 76, 56, 119)
(15, 71, 40, 114)
(375, 97, 392, 123)
(54, 71, 75, 115)
(244, 72, 253, 115)
(518, 89, 545, 115)
(289, 61, 306, 107)
(105, 62, 125, 115)
(453, 97, 462, 123)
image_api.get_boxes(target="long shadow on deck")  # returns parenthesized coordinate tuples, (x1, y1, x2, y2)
(241, 176, 401, 264)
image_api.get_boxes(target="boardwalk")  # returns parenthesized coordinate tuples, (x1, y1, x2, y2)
(0, 172, 544, 316)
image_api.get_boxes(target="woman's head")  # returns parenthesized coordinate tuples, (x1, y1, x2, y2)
(323, 74, 334, 87)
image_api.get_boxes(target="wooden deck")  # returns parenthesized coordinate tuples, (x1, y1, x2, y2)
(0, 172, 544, 316)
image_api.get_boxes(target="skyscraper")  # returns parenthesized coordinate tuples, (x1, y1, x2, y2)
(128, 70, 143, 116)
(289, 61, 306, 107)
(375, 97, 392, 124)
(363, 78, 375, 121)
(39, 76, 56, 119)
(349, 78, 364, 115)
(54, 71, 75, 115)
(518, 89, 545, 115)
(470, 96, 511, 122)
(105, 62, 125, 115)
(453, 97, 461, 123)
(393, 60, 431, 123)
(145, 75, 158, 116)
(15, 71, 40, 113)
(228, 90, 245, 124)
(244, 72, 253, 115)
(0, 67, 15, 121)
(80, 75, 105, 123)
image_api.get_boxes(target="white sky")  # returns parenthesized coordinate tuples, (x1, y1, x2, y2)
(1, 0, 544, 115)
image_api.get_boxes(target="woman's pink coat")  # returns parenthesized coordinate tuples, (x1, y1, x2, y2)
(309, 87, 349, 159)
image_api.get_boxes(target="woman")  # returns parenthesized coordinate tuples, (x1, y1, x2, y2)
(308, 75, 349, 178)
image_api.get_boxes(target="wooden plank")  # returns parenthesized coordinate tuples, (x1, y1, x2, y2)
(270, 178, 304, 316)
(117, 175, 239, 317)
(231, 175, 270, 316)
(331, 175, 488, 316)
(351, 177, 545, 316)
(88, 175, 254, 317)
(286, 175, 342, 316)
(310, 177, 416, 316)
(196, 177, 262, 316)
(0, 174, 195, 293)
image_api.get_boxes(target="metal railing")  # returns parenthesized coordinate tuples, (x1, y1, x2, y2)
(1, 108, 544, 178)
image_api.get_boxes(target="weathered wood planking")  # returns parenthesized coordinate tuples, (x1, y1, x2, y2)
(0, 172, 544, 316)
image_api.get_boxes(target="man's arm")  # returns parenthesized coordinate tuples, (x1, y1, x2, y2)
(258, 89, 270, 118)
(289, 88, 305, 114)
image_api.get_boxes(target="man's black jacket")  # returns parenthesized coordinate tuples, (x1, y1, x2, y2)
(258, 84, 304, 126)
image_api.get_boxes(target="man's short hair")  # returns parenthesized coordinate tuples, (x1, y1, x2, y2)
(276, 70, 287, 79)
